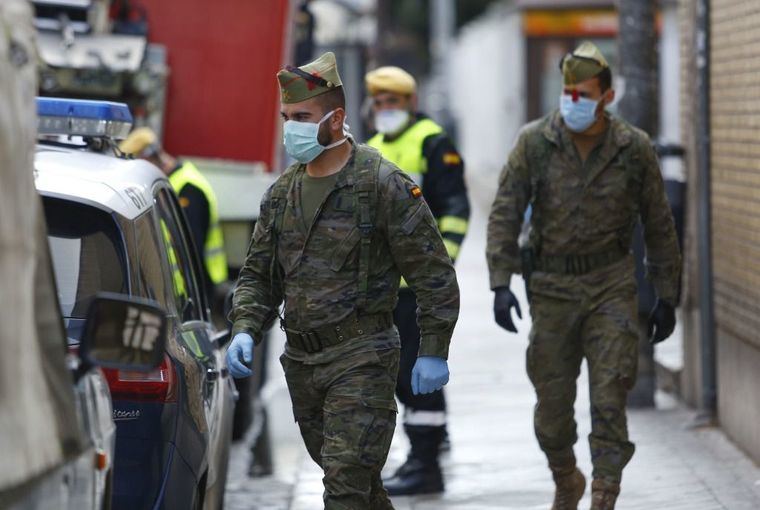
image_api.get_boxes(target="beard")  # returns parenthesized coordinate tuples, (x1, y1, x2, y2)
(317, 118, 334, 147)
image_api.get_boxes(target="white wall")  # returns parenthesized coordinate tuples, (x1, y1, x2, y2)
(659, 1, 684, 182)
(449, 2, 525, 190)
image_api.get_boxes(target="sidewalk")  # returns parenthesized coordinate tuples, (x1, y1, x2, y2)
(226, 176, 760, 510)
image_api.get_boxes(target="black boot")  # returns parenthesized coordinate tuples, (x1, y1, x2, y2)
(383, 458, 444, 496)
(383, 425, 445, 496)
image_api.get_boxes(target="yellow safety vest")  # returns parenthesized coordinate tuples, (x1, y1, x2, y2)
(168, 162, 228, 285)
(367, 118, 444, 178)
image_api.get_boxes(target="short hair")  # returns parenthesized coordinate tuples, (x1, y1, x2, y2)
(597, 68, 612, 92)
(315, 86, 346, 114)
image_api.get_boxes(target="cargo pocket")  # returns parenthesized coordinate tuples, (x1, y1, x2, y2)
(357, 397, 397, 466)
(329, 227, 361, 271)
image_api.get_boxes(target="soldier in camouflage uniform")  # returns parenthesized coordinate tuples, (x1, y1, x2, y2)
(227, 52, 460, 510)
(486, 42, 681, 510)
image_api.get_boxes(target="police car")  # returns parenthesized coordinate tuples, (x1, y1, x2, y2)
(35, 98, 235, 510)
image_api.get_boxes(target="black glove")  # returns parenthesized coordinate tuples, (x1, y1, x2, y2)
(493, 287, 522, 333)
(648, 299, 676, 345)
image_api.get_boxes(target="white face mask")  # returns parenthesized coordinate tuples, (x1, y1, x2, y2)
(375, 109, 410, 135)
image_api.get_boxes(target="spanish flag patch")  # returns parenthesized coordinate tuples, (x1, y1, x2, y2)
(442, 152, 461, 165)
(410, 185, 423, 199)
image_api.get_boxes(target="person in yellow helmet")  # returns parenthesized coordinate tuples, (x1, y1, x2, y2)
(120, 128, 228, 300)
(366, 65, 470, 496)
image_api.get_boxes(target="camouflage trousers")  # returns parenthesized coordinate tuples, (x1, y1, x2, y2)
(527, 279, 639, 484)
(281, 348, 400, 509)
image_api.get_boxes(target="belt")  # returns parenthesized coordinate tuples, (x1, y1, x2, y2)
(536, 246, 628, 276)
(284, 312, 394, 354)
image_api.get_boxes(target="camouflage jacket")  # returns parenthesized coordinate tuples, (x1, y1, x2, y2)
(231, 142, 459, 359)
(487, 111, 681, 304)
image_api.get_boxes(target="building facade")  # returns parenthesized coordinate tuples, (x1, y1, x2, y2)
(679, 0, 760, 463)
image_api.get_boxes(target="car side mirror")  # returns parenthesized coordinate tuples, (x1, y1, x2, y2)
(80, 292, 168, 372)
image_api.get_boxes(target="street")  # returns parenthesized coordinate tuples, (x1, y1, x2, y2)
(225, 174, 760, 510)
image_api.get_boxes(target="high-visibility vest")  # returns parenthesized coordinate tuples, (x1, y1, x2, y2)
(168, 162, 228, 284)
(367, 118, 444, 180)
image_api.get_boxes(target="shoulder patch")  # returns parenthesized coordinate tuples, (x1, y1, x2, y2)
(410, 185, 423, 199)
(442, 152, 461, 166)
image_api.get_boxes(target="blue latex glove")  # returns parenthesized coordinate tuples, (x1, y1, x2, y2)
(226, 333, 254, 378)
(411, 356, 450, 395)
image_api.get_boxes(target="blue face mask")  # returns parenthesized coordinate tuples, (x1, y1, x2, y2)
(283, 110, 347, 164)
(559, 94, 600, 133)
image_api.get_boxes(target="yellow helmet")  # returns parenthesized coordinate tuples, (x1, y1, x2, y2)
(119, 127, 160, 157)
(365, 66, 417, 96)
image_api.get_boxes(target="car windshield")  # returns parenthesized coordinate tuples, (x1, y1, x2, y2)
(43, 197, 128, 318)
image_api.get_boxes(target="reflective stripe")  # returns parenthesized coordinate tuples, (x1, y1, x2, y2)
(403, 409, 447, 427)
(168, 162, 228, 284)
(367, 118, 443, 177)
(442, 238, 460, 260)
(438, 215, 468, 235)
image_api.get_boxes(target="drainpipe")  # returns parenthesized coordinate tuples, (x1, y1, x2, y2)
(695, 0, 716, 420)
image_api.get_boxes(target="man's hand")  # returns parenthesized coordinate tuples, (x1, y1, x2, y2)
(226, 333, 254, 378)
(493, 286, 522, 333)
(648, 299, 676, 344)
(411, 356, 449, 395)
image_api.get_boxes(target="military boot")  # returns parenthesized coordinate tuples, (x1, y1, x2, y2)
(590, 479, 620, 510)
(550, 466, 586, 510)
(383, 425, 445, 496)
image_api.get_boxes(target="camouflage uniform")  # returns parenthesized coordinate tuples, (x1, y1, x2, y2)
(486, 111, 681, 483)
(231, 142, 459, 509)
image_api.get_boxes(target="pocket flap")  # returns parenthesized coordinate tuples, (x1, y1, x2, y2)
(329, 227, 361, 271)
(401, 203, 426, 235)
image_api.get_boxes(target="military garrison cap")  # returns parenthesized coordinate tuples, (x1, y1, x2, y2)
(277, 51, 343, 104)
(560, 41, 609, 85)
(365, 66, 417, 96)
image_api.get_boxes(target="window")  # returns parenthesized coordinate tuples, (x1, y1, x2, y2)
(134, 212, 169, 309)
(43, 197, 127, 318)
(154, 188, 204, 322)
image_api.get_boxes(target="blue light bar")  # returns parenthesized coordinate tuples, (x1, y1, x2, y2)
(37, 97, 133, 139)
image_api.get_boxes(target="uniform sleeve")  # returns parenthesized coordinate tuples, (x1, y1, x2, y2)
(639, 141, 682, 304)
(178, 184, 209, 261)
(422, 133, 470, 261)
(229, 187, 282, 343)
(381, 169, 460, 359)
(486, 131, 531, 289)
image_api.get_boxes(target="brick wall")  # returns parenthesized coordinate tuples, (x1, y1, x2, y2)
(680, 0, 760, 463)
(710, 0, 760, 462)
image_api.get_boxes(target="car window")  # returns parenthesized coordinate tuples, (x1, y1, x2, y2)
(154, 188, 204, 322)
(43, 197, 127, 318)
(133, 212, 170, 309)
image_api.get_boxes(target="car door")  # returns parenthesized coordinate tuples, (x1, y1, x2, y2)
(152, 185, 229, 485)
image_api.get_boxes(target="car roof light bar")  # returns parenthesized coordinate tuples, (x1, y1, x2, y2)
(37, 97, 133, 140)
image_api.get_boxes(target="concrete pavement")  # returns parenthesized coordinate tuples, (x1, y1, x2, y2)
(226, 172, 760, 509)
